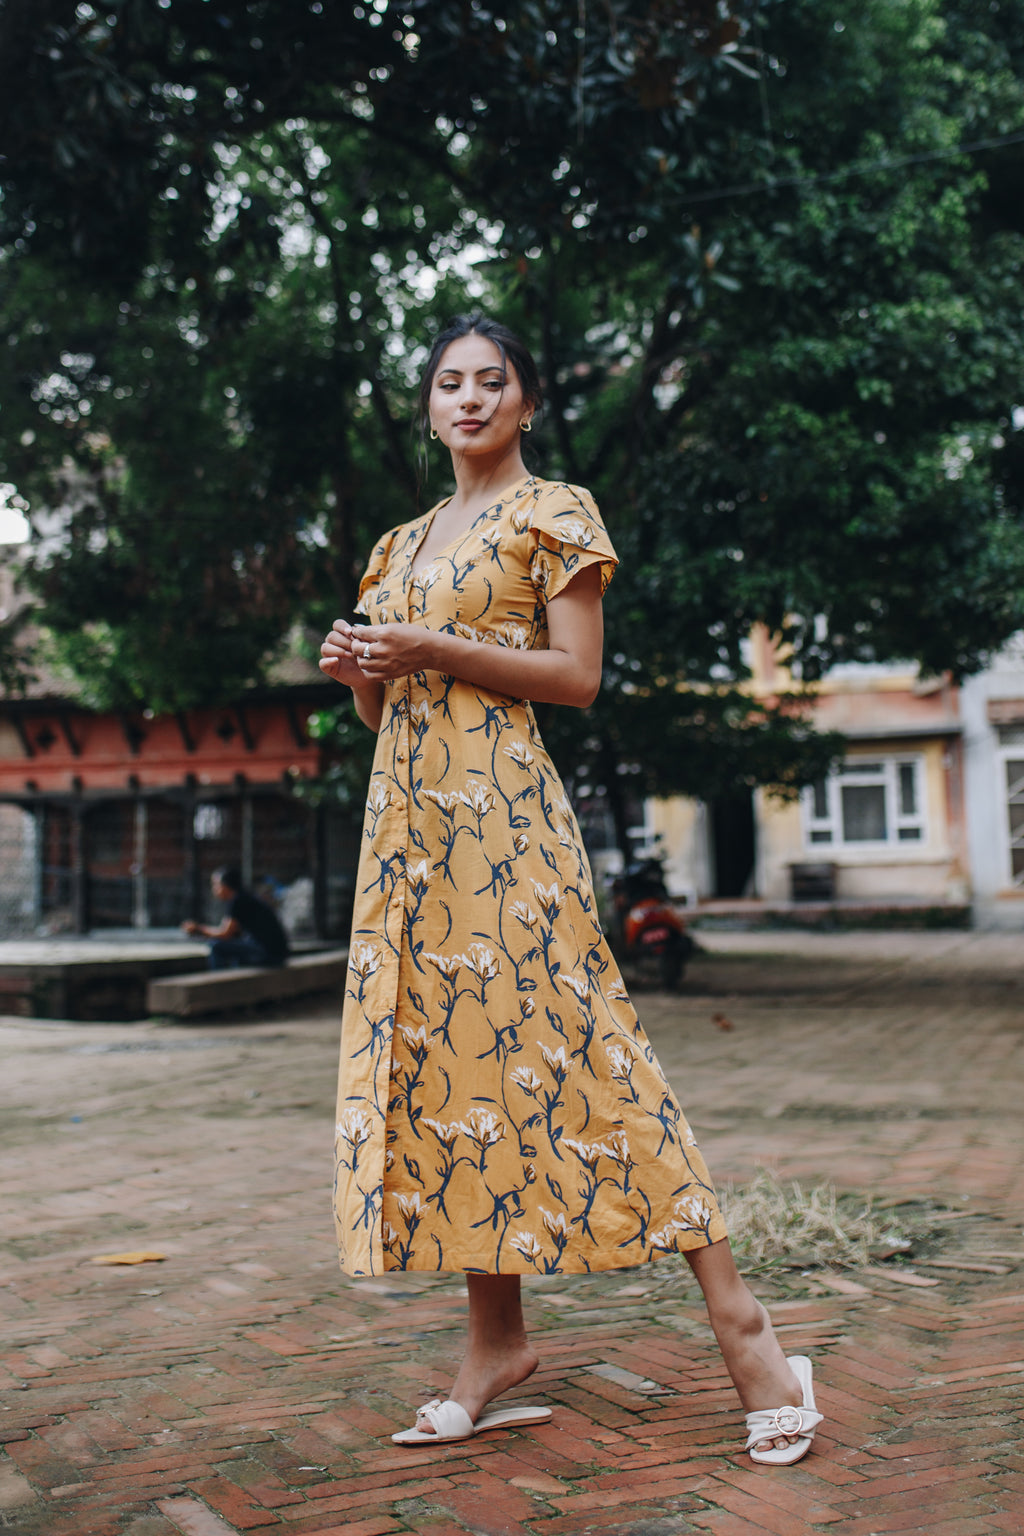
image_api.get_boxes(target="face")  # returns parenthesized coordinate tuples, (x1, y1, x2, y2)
(428, 333, 531, 455)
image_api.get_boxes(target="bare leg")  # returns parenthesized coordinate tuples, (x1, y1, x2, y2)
(415, 1273, 539, 1432)
(686, 1237, 805, 1454)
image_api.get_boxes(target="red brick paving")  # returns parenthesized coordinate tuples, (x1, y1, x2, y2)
(1, 931, 1023, 1534)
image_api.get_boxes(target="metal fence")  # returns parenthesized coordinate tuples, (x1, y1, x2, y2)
(0, 791, 359, 940)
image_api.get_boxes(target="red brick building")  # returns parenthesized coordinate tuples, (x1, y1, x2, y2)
(0, 680, 357, 938)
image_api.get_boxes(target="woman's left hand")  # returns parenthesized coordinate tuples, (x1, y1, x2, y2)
(349, 623, 436, 680)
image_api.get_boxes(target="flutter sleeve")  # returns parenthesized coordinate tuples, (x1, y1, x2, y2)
(354, 527, 399, 616)
(528, 482, 618, 602)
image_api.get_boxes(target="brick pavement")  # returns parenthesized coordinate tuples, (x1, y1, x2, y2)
(1, 930, 1022, 1535)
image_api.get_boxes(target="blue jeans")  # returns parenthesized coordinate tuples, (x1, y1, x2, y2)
(208, 936, 280, 971)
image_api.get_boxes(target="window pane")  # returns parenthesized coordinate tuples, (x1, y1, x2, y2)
(811, 779, 828, 819)
(844, 761, 883, 775)
(841, 784, 887, 841)
(810, 829, 833, 844)
(897, 827, 922, 841)
(1005, 759, 1024, 802)
(898, 763, 917, 816)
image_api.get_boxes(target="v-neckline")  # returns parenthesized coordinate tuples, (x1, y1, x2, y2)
(409, 474, 534, 579)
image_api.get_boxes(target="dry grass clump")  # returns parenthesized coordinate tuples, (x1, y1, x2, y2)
(719, 1167, 910, 1271)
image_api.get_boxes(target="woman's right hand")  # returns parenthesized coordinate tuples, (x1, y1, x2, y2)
(319, 619, 370, 689)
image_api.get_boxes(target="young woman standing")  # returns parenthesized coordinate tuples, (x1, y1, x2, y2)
(319, 315, 821, 1465)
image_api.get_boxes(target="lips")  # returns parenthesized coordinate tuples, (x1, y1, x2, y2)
(457, 419, 484, 431)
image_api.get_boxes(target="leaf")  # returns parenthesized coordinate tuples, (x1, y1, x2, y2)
(90, 1251, 167, 1265)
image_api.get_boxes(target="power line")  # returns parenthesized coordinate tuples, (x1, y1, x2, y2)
(680, 127, 1024, 206)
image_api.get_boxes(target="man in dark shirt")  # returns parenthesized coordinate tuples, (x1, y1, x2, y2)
(183, 866, 289, 970)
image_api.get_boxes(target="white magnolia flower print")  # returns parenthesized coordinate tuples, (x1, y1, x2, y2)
(674, 1194, 714, 1228)
(349, 942, 382, 981)
(398, 1024, 430, 1054)
(531, 881, 564, 920)
(562, 974, 590, 1002)
(562, 1138, 608, 1170)
(504, 741, 535, 769)
(510, 1065, 543, 1096)
(510, 1230, 542, 1261)
(396, 1192, 424, 1224)
(461, 943, 501, 983)
(461, 783, 496, 818)
(423, 789, 463, 815)
(336, 1108, 373, 1150)
(519, 996, 536, 1018)
(513, 833, 530, 855)
(459, 1108, 506, 1149)
(560, 519, 595, 548)
(607, 1043, 636, 1081)
(424, 951, 462, 979)
(510, 901, 539, 929)
(540, 1044, 569, 1076)
(367, 784, 393, 815)
(423, 1118, 462, 1147)
(406, 859, 431, 894)
(604, 1131, 633, 1168)
(541, 1208, 575, 1242)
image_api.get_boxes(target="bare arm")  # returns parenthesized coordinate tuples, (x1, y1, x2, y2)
(182, 916, 242, 940)
(319, 563, 604, 718)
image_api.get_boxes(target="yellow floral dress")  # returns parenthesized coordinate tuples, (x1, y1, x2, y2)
(334, 475, 727, 1275)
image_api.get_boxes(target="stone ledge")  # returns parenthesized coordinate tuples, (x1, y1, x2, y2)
(146, 948, 348, 1018)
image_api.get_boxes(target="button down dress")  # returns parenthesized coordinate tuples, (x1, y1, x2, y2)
(333, 476, 727, 1275)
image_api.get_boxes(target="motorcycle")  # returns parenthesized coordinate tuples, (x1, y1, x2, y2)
(607, 853, 693, 991)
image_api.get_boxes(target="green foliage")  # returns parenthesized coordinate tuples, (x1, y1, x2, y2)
(2, 0, 1024, 817)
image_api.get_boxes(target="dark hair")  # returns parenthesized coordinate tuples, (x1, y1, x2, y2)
(213, 866, 242, 892)
(416, 313, 543, 458)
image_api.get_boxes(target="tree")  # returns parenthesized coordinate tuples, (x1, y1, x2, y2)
(2, 0, 1024, 819)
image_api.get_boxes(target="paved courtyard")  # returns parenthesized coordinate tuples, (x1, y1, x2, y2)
(1, 929, 1022, 1535)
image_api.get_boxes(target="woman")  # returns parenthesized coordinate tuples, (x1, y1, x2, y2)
(319, 315, 821, 1465)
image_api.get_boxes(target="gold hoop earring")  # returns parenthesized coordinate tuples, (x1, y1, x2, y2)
(520, 418, 532, 433)
(429, 427, 438, 440)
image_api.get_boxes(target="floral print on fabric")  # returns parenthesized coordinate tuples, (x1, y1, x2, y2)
(334, 476, 727, 1275)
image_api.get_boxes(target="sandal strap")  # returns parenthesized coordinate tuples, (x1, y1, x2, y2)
(744, 1403, 823, 1448)
(414, 1397, 475, 1438)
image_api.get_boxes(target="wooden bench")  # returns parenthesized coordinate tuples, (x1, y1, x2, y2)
(146, 948, 348, 1018)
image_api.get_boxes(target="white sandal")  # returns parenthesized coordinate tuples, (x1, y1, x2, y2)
(744, 1355, 823, 1466)
(392, 1397, 552, 1445)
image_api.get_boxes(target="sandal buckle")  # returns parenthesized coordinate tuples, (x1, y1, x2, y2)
(770, 1405, 805, 1437)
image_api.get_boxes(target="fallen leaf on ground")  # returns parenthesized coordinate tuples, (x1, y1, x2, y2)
(712, 1012, 735, 1030)
(90, 1251, 167, 1266)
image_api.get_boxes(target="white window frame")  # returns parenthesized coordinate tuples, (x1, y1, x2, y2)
(803, 756, 926, 852)
(995, 726, 1024, 889)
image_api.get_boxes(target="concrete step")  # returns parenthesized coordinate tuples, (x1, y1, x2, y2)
(146, 948, 348, 1017)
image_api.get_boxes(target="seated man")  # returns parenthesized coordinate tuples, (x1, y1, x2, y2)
(183, 866, 289, 970)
